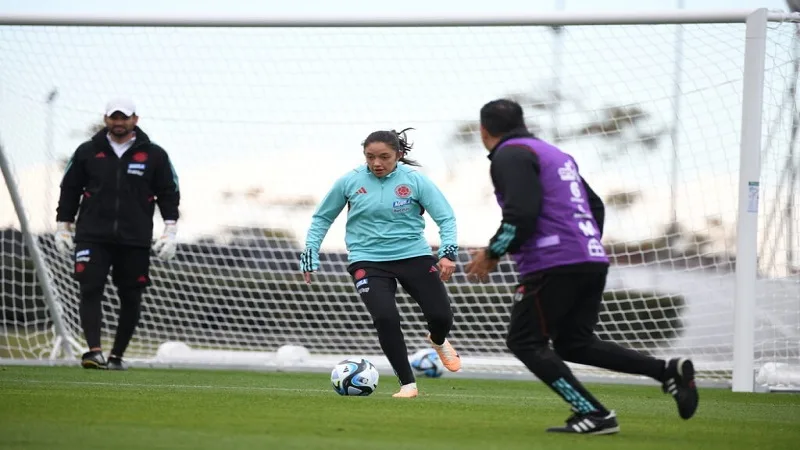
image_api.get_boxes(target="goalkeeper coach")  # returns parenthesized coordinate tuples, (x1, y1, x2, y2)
(55, 98, 180, 371)
(465, 99, 698, 435)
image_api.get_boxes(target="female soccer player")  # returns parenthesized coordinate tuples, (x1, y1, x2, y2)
(300, 128, 461, 398)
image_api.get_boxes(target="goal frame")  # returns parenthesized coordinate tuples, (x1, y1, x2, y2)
(0, 8, 795, 393)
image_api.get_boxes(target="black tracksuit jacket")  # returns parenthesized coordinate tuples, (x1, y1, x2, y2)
(56, 127, 180, 248)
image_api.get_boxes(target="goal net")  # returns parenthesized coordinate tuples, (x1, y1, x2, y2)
(1, 11, 799, 390)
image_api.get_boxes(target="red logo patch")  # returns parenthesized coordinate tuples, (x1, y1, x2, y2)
(132, 152, 148, 162)
(95, 152, 106, 158)
(429, 265, 438, 272)
(354, 269, 367, 280)
(513, 285, 526, 301)
(137, 275, 149, 284)
(75, 263, 85, 273)
(394, 184, 411, 198)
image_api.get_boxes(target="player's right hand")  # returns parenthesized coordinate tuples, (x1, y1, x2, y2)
(54, 222, 74, 255)
(299, 248, 319, 284)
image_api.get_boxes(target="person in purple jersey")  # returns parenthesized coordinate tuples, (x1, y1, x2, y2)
(465, 99, 698, 435)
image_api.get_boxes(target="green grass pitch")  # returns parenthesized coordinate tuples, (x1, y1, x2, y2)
(1, 365, 798, 449)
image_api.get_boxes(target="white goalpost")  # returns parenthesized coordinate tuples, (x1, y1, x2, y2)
(1, 9, 799, 393)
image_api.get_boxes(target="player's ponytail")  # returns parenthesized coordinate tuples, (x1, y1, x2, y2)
(392, 127, 421, 167)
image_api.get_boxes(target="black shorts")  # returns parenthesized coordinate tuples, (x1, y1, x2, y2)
(346, 255, 442, 291)
(507, 267, 608, 346)
(345, 255, 452, 331)
(73, 242, 152, 290)
(346, 255, 449, 305)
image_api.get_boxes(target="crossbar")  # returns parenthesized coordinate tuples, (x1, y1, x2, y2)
(0, 9, 799, 27)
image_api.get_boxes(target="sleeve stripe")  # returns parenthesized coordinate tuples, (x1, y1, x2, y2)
(438, 244, 458, 259)
(60, 157, 74, 183)
(169, 161, 180, 192)
(300, 249, 309, 272)
(300, 248, 319, 272)
(490, 222, 517, 255)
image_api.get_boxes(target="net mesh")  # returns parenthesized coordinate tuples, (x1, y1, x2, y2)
(0, 20, 798, 385)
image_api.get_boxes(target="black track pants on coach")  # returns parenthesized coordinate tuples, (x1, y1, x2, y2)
(73, 242, 151, 355)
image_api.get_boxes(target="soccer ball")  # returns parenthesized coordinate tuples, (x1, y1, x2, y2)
(330, 358, 380, 396)
(410, 348, 444, 378)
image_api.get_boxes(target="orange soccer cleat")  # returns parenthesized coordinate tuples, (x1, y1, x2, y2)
(392, 383, 419, 398)
(427, 334, 462, 372)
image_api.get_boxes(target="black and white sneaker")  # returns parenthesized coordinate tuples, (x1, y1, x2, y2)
(106, 356, 127, 371)
(546, 409, 620, 435)
(662, 357, 699, 419)
(81, 351, 107, 369)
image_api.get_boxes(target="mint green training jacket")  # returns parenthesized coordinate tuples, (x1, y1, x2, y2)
(300, 164, 458, 271)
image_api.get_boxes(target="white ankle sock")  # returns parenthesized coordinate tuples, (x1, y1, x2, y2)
(401, 382, 417, 390)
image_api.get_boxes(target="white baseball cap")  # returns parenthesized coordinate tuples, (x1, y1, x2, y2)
(105, 97, 136, 116)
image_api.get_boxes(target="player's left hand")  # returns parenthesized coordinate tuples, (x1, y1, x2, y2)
(152, 221, 178, 261)
(436, 257, 456, 282)
(464, 248, 499, 283)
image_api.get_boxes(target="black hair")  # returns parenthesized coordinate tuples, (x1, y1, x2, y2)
(479, 99, 526, 137)
(361, 127, 421, 167)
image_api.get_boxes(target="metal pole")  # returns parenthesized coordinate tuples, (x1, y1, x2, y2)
(0, 10, 798, 27)
(786, 23, 800, 274)
(732, 8, 768, 393)
(0, 139, 74, 359)
(550, 0, 565, 140)
(756, 75, 795, 268)
(669, 0, 685, 226)
(45, 88, 58, 233)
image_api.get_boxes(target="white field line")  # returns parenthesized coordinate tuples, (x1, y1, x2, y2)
(2, 378, 558, 401)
